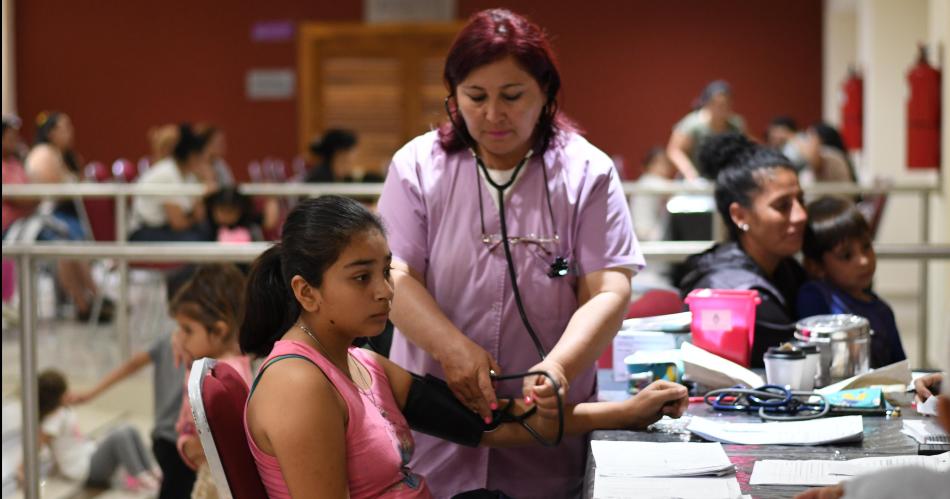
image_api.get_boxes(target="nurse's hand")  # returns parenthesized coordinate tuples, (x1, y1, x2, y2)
(623, 380, 688, 430)
(435, 336, 501, 423)
(523, 360, 569, 419)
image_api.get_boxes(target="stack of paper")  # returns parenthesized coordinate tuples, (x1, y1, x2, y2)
(815, 360, 911, 395)
(591, 441, 735, 477)
(687, 415, 864, 445)
(591, 441, 742, 499)
(749, 452, 950, 486)
(902, 419, 950, 444)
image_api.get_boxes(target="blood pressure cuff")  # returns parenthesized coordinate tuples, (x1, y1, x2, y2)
(402, 373, 492, 448)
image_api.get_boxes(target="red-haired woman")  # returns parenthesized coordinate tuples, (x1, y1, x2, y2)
(378, 9, 684, 498)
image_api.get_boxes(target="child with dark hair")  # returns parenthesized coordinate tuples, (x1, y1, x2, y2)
(798, 196, 906, 368)
(31, 369, 159, 491)
(170, 264, 252, 498)
(66, 266, 198, 498)
(204, 187, 262, 243)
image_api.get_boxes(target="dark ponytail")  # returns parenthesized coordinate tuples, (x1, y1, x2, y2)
(701, 132, 798, 241)
(241, 246, 299, 357)
(240, 195, 385, 357)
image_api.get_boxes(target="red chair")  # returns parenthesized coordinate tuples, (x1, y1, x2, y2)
(112, 158, 137, 183)
(598, 289, 685, 369)
(83, 161, 111, 183)
(188, 358, 268, 499)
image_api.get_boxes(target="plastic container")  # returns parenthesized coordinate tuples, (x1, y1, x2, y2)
(764, 345, 806, 389)
(684, 289, 761, 367)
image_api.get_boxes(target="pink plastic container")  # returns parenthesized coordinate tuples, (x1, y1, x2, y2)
(1, 259, 15, 302)
(684, 289, 761, 367)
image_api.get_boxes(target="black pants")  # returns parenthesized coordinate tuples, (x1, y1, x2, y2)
(153, 437, 196, 499)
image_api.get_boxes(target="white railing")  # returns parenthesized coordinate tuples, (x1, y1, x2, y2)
(1, 178, 945, 498)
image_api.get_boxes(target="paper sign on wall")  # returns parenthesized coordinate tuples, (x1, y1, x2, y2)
(246, 69, 295, 100)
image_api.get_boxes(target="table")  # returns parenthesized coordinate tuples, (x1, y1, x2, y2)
(583, 404, 939, 499)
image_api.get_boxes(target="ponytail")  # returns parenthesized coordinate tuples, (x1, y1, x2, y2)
(241, 245, 300, 357)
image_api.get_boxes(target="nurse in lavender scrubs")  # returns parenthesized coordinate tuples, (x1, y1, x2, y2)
(378, 9, 663, 498)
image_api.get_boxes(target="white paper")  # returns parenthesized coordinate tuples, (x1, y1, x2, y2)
(623, 312, 692, 332)
(591, 441, 734, 477)
(830, 452, 950, 475)
(680, 341, 764, 389)
(918, 395, 940, 416)
(687, 415, 864, 445)
(816, 360, 911, 395)
(902, 419, 950, 444)
(749, 453, 950, 486)
(593, 475, 742, 499)
(749, 460, 843, 486)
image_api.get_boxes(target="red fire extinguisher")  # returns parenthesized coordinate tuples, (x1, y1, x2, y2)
(907, 45, 941, 169)
(840, 67, 863, 151)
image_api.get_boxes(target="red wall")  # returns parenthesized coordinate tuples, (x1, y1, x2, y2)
(15, 0, 821, 181)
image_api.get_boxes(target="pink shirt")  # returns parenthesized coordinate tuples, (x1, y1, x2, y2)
(177, 355, 253, 470)
(2, 157, 31, 233)
(245, 340, 430, 499)
(378, 131, 643, 498)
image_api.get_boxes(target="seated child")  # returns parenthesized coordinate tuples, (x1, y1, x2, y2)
(204, 187, 262, 243)
(798, 196, 906, 368)
(170, 263, 253, 499)
(65, 265, 200, 498)
(34, 369, 159, 491)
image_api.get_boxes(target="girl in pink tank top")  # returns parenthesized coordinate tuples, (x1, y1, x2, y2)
(240, 197, 689, 498)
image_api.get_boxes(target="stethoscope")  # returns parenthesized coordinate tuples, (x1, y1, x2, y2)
(704, 385, 830, 421)
(445, 95, 565, 446)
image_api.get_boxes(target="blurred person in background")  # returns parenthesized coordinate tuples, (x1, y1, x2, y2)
(23, 111, 112, 322)
(148, 124, 179, 164)
(667, 80, 746, 180)
(129, 124, 213, 242)
(765, 115, 798, 150)
(304, 128, 361, 183)
(2, 114, 35, 236)
(197, 125, 235, 187)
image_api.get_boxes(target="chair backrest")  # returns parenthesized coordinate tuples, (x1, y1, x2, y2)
(112, 158, 137, 183)
(83, 161, 111, 183)
(626, 289, 685, 319)
(188, 358, 268, 499)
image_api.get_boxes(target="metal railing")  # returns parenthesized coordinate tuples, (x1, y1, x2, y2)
(2, 239, 949, 497)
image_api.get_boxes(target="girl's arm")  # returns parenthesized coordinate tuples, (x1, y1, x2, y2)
(370, 351, 688, 447)
(65, 351, 151, 404)
(246, 358, 349, 498)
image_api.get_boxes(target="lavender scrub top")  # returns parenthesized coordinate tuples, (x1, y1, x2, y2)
(378, 130, 643, 499)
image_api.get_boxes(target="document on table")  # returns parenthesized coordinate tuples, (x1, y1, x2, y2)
(593, 475, 743, 499)
(680, 341, 764, 389)
(749, 452, 950, 486)
(917, 395, 939, 416)
(687, 415, 864, 445)
(591, 441, 735, 477)
(816, 360, 911, 395)
(902, 419, 950, 444)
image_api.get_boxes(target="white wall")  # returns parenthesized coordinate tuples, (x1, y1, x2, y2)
(824, 0, 948, 368)
(823, 0, 858, 126)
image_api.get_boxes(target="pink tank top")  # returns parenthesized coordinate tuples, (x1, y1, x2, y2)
(244, 340, 430, 499)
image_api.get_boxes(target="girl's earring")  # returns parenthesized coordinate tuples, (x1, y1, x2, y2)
(739, 223, 750, 232)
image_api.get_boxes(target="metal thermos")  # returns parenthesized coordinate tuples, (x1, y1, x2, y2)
(794, 314, 871, 388)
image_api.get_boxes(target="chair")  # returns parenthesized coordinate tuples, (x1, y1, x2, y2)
(111, 158, 137, 183)
(83, 161, 111, 183)
(188, 357, 268, 499)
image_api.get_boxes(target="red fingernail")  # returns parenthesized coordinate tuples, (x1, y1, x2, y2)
(525, 396, 533, 404)
(484, 416, 492, 424)
(490, 402, 498, 410)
